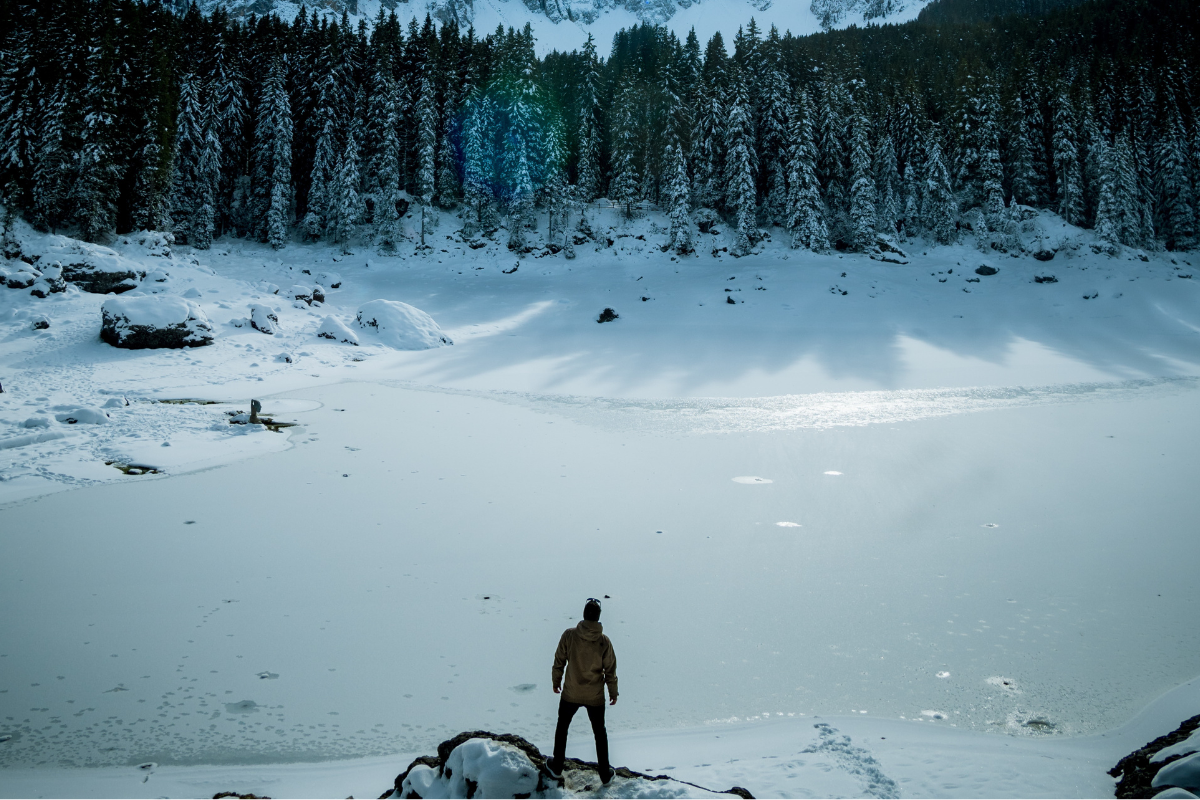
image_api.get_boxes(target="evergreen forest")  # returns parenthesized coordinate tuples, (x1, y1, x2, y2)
(0, 0, 1198, 256)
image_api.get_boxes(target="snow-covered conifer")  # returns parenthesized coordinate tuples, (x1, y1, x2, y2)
(848, 102, 877, 252)
(785, 89, 829, 251)
(1052, 83, 1085, 226)
(1156, 109, 1197, 251)
(725, 69, 757, 255)
(330, 125, 361, 245)
(922, 134, 957, 245)
(665, 141, 693, 254)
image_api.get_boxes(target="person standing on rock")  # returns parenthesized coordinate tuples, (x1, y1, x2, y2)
(546, 598, 617, 785)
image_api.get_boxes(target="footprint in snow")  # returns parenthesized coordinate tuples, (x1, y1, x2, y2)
(732, 476, 772, 484)
(257, 671, 279, 680)
(509, 684, 537, 694)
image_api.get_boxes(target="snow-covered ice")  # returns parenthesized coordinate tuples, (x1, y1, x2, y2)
(1, 204, 1199, 796)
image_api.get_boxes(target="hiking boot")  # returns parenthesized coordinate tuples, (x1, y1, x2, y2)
(542, 758, 563, 780)
(598, 765, 614, 785)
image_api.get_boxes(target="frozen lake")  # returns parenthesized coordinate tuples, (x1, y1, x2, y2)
(1, 377, 1198, 769)
(2, 225, 1199, 788)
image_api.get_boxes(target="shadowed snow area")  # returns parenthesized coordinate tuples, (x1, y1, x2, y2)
(2, 209, 1199, 796)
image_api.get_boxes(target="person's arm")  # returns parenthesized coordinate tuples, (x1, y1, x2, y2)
(603, 638, 618, 704)
(552, 631, 568, 694)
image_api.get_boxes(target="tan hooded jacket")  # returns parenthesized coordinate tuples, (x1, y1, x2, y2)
(552, 620, 618, 706)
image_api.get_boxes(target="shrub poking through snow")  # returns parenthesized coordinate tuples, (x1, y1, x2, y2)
(316, 316, 359, 345)
(249, 305, 278, 335)
(100, 296, 214, 349)
(389, 730, 753, 799)
(597, 307, 618, 323)
(355, 300, 452, 349)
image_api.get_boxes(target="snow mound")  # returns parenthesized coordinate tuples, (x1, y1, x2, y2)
(356, 300, 452, 350)
(250, 304, 278, 335)
(1156, 753, 1200, 793)
(100, 296, 214, 349)
(388, 730, 750, 799)
(54, 408, 111, 425)
(317, 315, 359, 345)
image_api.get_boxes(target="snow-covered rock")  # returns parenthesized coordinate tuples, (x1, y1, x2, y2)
(1112, 714, 1200, 798)
(315, 270, 342, 289)
(289, 284, 316, 305)
(40, 244, 146, 294)
(389, 730, 750, 799)
(114, 230, 173, 258)
(5, 267, 39, 289)
(29, 262, 66, 297)
(100, 296, 214, 349)
(317, 316, 359, 346)
(54, 407, 111, 425)
(250, 304, 278, 335)
(22, 416, 52, 428)
(1156, 753, 1200, 793)
(356, 300, 452, 350)
(31, 314, 50, 330)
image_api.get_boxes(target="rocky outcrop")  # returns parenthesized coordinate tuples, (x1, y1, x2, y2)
(250, 304, 278, 335)
(386, 730, 753, 799)
(101, 296, 214, 349)
(43, 245, 145, 294)
(1110, 714, 1200, 798)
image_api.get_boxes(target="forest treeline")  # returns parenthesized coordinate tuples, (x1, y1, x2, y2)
(0, 0, 1197, 256)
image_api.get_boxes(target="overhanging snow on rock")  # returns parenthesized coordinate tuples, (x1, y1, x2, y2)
(100, 295, 214, 349)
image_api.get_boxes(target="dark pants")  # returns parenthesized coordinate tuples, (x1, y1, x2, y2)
(552, 698, 609, 769)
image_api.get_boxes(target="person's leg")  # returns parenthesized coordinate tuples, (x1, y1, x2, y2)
(584, 703, 609, 770)
(551, 699, 581, 769)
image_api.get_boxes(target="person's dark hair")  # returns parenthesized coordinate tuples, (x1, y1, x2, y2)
(583, 599, 601, 622)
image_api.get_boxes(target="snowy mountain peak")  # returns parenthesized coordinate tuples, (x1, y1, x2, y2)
(173, 0, 927, 53)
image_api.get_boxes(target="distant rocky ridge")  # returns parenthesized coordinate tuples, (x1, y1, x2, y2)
(167, 0, 908, 31)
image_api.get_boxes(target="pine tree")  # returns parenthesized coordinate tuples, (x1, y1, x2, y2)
(758, 47, 790, 226)
(576, 34, 602, 203)
(1156, 107, 1197, 251)
(0, 30, 38, 204)
(192, 93, 222, 250)
(848, 101, 877, 252)
(506, 133, 533, 250)
(253, 57, 293, 250)
(815, 79, 848, 234)
(416, 71, 437, 204)
(330, 124, 361, 245)
(1052, 83, 1085, 227)
(374, 77, 405, 250)
(31, 82, 69, 231)
(785, 89, 829, 251)
(462, 94, 495, 234)
(72, 25, 124, 242)
(610, 75, 641, 219)
(922, 134, 957, 245)
(436, 89, 459, 208)
(874, 133, 901, 235)
(303, 73, 339, 240)
(725, 69, 756, 256)
(665, 141, 693, 254)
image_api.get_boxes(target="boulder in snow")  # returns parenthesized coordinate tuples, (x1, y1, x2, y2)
(390, 730, 752, 800)
(316, 315, 359, 345)
(975, 264, 999, 276)
(54, 407, 110, 425)
(250, 304, 278, 335)
(22, 416, 52, 428)
(31, 314, 50, 330)
(42, 244, 146, 294)
(356, 300, 452, 349)
(28, 262, 66, 297)
(100, 295, 214, 349)
(289, 284, 314, 304)
(115, 230, 173, 258)
(315, 270, 342, 289)
(6, 268, 39, 289)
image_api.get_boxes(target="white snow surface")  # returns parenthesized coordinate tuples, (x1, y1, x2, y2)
(1, 204, 1199, 797)
(1156, 752, 1200, 792)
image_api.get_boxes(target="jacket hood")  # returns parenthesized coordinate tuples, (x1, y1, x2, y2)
(576, 620, 603, 641)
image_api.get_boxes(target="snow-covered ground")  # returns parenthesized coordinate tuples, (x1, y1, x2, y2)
(1, 205, 1199, 796)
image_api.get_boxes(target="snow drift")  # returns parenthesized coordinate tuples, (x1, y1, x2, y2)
(100, 295, 214, 349)
(356, 300, 453, 350)
(387, 730, 752, 799)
